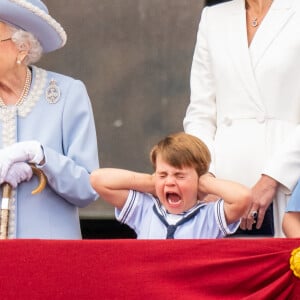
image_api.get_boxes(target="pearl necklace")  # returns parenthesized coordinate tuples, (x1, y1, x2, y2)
(250, 17, 259, 28)
(246, 0, 273, 28)
(0, 68, 32, 107)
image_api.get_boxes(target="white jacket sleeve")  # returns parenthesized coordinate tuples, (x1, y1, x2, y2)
(183, 7, 217, 174)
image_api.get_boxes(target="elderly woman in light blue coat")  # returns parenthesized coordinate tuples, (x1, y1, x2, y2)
(0, 0, 99, 239)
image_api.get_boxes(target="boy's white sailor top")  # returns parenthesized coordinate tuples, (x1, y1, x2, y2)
(115, 190, 240, 239)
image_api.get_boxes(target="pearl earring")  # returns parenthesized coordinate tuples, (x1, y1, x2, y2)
(16, 59, 21, 65)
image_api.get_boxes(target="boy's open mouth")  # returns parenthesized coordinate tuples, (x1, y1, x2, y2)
(166, 192, 182, 206)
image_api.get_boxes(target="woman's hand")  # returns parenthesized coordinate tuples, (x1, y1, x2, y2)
(240, 174, 278, 230)
(2, 162, 33, 188)
(0, 141, 44, 183)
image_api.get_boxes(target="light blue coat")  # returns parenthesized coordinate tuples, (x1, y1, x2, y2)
(0, 66, 99, 239)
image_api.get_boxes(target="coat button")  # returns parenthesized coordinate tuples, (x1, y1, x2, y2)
(256, 114, 266, 123)
(222, 117, 232, 126)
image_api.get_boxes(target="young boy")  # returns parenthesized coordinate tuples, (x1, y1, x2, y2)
(282, 180, 300, 237)
(90, 132, 251, 239)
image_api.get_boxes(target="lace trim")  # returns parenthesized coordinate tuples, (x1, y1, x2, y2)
(0, 106, 17, 147)
(9, 0, 67, 47)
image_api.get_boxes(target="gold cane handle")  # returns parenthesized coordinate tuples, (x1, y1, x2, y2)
(30, 164, 47, 195)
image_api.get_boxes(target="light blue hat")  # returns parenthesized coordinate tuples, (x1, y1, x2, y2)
(0, 0, 67, 53)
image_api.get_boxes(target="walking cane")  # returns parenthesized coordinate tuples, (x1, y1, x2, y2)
(0, 164, 47, 239)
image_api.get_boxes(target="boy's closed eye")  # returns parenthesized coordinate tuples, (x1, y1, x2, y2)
(176, 173, 186, 179)
(157, 172, 167, 179)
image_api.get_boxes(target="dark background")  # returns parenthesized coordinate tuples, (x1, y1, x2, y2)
(206, 0, 230, 5)
(39, 0, 227, 238)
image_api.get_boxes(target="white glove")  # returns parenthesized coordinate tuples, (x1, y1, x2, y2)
(2, 162, 33, 188)
(0, 141, 44, 183)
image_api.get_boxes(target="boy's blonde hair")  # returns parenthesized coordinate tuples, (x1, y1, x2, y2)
(150, 132, 211, 177)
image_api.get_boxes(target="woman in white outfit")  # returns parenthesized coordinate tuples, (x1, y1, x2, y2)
(184, 0, 300, 237)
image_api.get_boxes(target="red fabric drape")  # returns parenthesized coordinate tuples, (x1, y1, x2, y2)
(0, 239, 299, 299)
